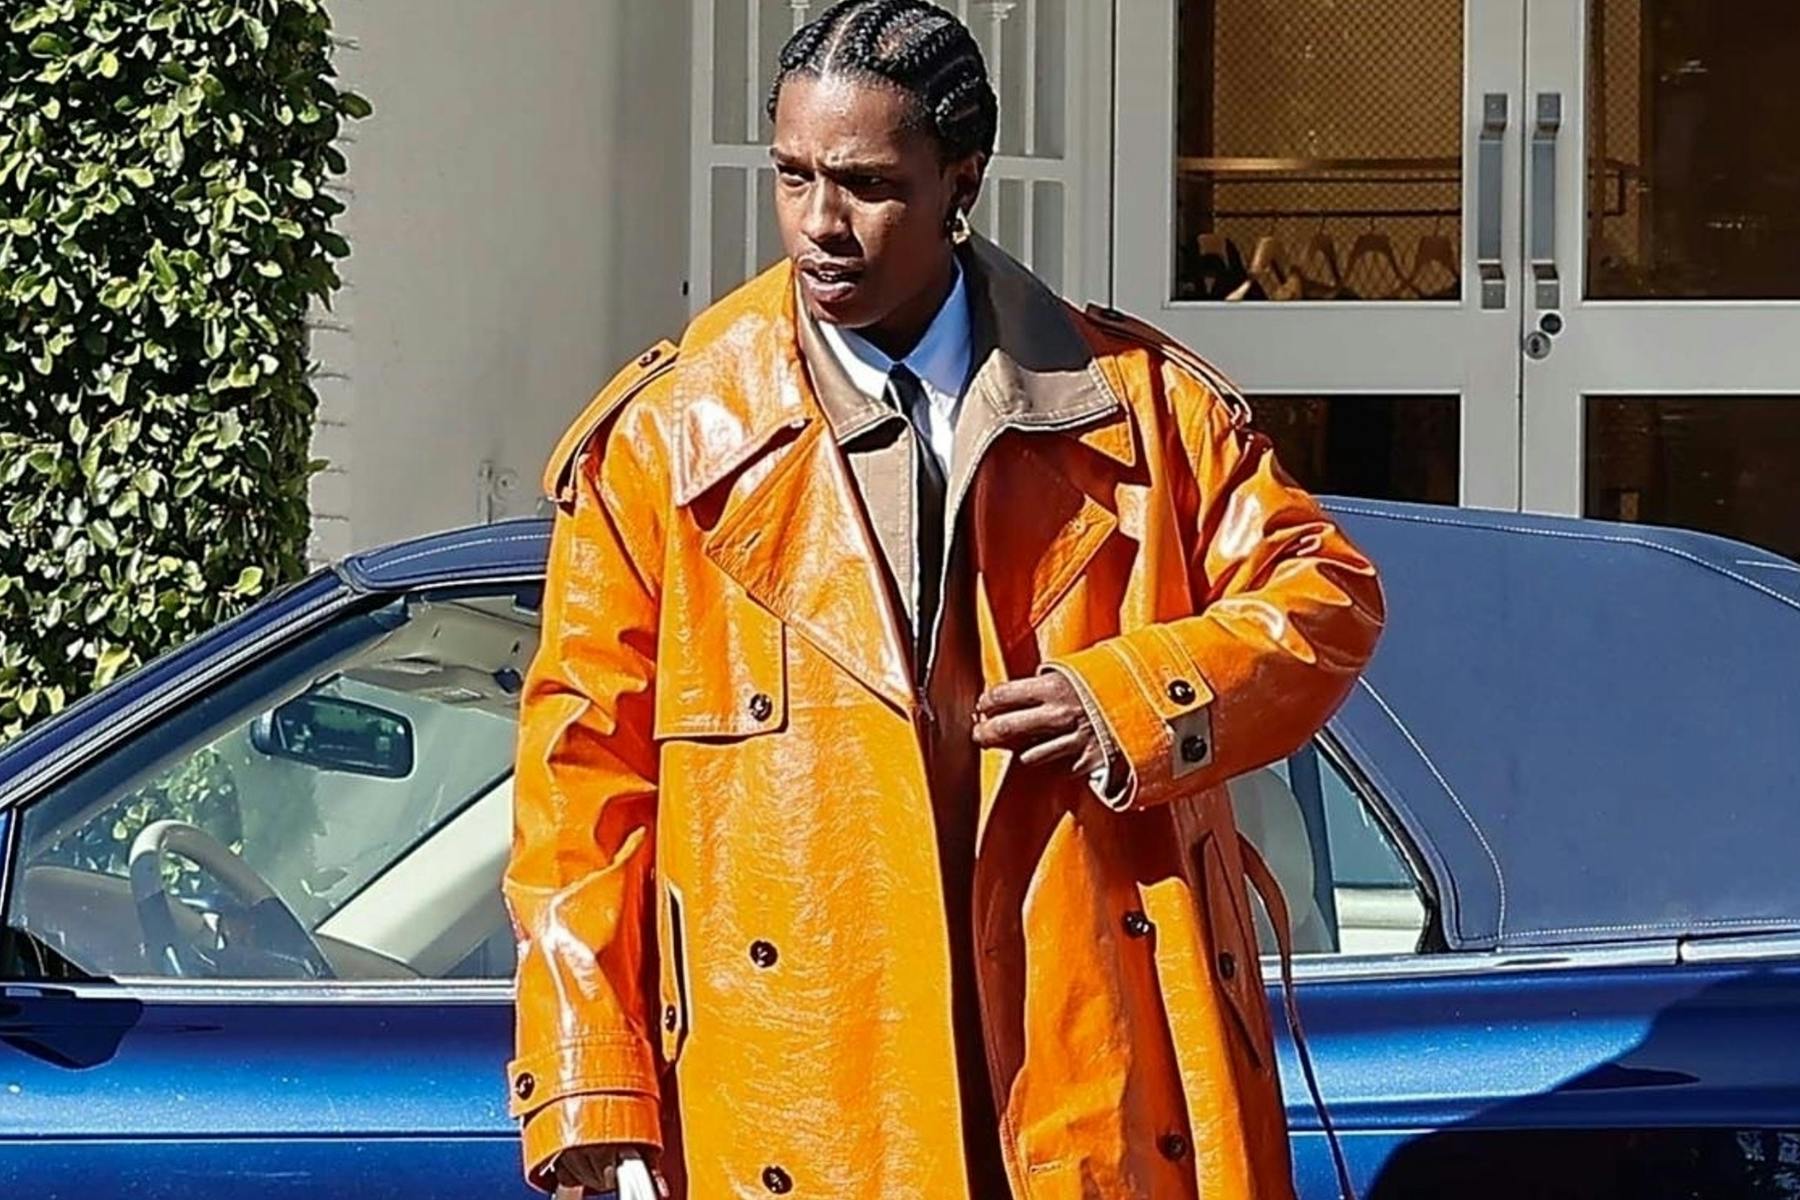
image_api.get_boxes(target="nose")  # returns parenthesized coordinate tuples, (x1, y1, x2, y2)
(799, 178, 851, 248)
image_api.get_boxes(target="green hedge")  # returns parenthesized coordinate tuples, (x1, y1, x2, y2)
(0, 0, 365, 740)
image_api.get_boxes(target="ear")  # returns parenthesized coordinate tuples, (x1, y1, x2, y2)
(947, 151, 988, 219)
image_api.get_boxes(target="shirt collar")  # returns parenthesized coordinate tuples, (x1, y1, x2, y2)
(816, 259, 972, 405)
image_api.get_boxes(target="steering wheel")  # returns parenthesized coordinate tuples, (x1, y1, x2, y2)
(128, 820, 335, 981)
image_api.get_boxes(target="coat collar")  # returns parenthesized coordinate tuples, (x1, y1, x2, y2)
(670, 238, 1138, 711)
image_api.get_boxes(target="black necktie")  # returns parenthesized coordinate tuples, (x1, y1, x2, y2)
(888, 365, 945, 676)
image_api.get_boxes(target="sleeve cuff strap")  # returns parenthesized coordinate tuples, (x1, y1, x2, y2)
(508, 1034, 659, 1120)
(1047, 628, 1216, 810)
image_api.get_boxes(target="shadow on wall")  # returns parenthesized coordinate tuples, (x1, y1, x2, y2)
(1366, 968, 1800, 1198)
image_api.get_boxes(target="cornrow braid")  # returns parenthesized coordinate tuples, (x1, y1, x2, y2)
(767, 0, 999, 161)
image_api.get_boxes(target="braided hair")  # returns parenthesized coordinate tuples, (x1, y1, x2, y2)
(768, 0, 999, 161)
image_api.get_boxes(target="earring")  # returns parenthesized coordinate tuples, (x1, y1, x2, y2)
(948, 208, 972, 244)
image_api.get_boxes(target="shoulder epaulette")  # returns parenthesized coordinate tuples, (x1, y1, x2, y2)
(543, 339, 679, 506)
(1084, 304, 1253, 429)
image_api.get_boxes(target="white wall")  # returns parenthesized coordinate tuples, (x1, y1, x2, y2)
(309, 0, 691, 562)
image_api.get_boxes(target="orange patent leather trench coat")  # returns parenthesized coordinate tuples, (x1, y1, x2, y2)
(505, 243, 1384, 1199)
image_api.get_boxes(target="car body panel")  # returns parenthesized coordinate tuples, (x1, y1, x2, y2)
(0, 986, 530, 1196)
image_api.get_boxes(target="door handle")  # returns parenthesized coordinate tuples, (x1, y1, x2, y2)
(1530, 92, 1563, 311)
(1476, 92, 1508, 310)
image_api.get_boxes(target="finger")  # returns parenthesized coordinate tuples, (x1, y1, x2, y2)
(1070, 738, 1108, 779)
(972, 704, 1077, 749)
(976, 676, 1059, 715)
(558, 1150, 612, 1192)
(1017, 730, 1089, 767)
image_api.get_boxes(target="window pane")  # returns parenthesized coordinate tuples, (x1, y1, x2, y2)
(1585, 396, 1800, 563)
(1587, 0, 1800, 299)
(7, 591, 539, 983)
(1250, 394, 1460, 505)
(1235, 743, 1428, 959)
(1174, 0, 1464, 302)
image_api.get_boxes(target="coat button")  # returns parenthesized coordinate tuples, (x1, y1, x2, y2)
(1122, 910, 1154, 938)
(762, 1165, 793, 1194)
(749, 692, 774, 722)
(1217, 950, 1238, 980)
(1159, 1131, 1190, 1160)
(513, 1072, 535, 1101)
(1167, 679, 1196, 705)
(1180, 735, 1209, 764)
(638, 347, 661, 367)
(663, 1004, 678, 1032)
(749, 940, 779, 969)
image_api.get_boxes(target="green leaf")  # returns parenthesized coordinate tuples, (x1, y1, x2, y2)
(216, 410, 243, 448)
(230, 566, 264, 595)
(27, 32, 71, 58)
(121, 166, 154, 188)
(98, 50, 120, 79)
(339, 92, 373, 120)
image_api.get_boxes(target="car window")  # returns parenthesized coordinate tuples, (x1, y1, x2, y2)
(1232, 740, 1429, 958)
(3, 589, 538, 984)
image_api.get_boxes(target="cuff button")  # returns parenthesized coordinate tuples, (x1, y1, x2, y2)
(1180, 735, 1209, 764)
(512, 1072, 535, 1101)
(1167, 679, 1197, 705)
(762, 1165, 794, 1194)
(749, 692, 774, 722)
(663, 1004, 679, 1031)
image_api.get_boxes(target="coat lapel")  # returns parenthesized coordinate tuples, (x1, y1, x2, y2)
(955, 237, 1139, 656)
(672, 263, 916, 713)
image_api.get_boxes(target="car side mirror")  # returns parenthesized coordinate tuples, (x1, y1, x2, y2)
(249, 694, 415, 780)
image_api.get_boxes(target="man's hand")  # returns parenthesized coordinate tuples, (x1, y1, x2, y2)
(972, 674, 1105, 776)
(553, 1145, 666, 1199)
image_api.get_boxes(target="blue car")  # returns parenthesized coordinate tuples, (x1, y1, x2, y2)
(1, 500, 1797, 1198)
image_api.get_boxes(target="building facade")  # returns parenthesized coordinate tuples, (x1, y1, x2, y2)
(312, 0, 1800, 570)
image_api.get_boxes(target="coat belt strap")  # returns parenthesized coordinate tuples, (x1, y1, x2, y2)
(1239, 832, 1358, 1200)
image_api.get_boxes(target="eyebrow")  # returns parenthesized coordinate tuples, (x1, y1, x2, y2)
(769, 147, 899, 176)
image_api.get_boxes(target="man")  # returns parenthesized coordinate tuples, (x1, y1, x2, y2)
(505, 2, 1383, 1197)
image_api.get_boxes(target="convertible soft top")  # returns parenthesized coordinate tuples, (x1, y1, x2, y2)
(1331, 501, 1800, 951)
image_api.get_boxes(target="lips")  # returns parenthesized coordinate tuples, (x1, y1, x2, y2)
(798, 256, 864, 307)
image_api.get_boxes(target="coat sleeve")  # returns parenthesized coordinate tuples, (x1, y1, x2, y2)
(1046, 361, 1384, 811)
(504, 396, 668, 1188)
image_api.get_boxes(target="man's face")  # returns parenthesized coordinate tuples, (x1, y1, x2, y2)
(772, 73, 982, 340)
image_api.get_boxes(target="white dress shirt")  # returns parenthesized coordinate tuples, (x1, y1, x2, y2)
(815, 260, 972, 479)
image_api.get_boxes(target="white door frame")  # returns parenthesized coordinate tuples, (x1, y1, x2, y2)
(1112, 0, 1529, 511)
(1520, 0, 1800, 516)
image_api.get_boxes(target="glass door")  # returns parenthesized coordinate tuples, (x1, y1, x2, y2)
(1114, 0, 1528, 510)
(1522, 0, 1800, 565)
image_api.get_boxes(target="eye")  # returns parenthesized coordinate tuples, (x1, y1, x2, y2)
(776, 163, 809, 186)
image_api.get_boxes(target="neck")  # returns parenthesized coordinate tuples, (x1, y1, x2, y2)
(858, 248, 957, 360)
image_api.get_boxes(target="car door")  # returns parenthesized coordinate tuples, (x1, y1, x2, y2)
(0, 583, 541, 1198)
(1264, 736, 1800, 1199)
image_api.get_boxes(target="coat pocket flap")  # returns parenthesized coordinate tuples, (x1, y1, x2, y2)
(653, 589, 786, 739)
